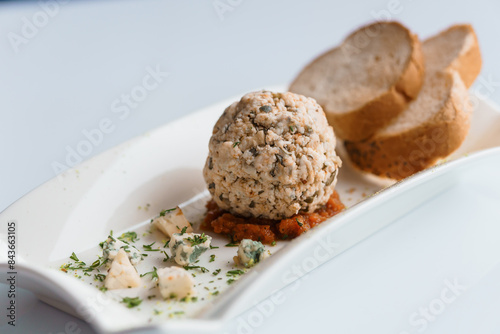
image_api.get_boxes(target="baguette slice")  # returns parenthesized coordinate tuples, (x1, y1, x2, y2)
(345, 70, 472, 180)
(289, 21, 424, 141)
(423, 24, 482, 88)
(344, 24, 481, 180)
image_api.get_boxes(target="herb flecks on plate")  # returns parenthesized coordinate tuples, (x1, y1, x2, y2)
(143, 242, 161, 252)
(118, 231, 139, 243)
(226, 269, 245, 277)
(61, 252, 107, 273)
(183, 265, 209, 273)
(122, 297, 142, 308)
(141, 266, 159, 280)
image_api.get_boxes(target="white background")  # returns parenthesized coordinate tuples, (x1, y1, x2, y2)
(1, 0, 500, 333)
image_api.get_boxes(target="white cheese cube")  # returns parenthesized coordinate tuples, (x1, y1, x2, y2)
(152, 207, 193, 238)
(157, 266, 196, 300)
(101, 236, 143, 266)
(237, 239, 269, 268)
(169, 232, 212, 266)
(104, 249, 142, 290)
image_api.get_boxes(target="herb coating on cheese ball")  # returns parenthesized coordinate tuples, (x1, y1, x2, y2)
(203, 90, 341, 220)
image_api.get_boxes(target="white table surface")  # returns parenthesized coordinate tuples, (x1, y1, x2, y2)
(1, 1, 500, 333)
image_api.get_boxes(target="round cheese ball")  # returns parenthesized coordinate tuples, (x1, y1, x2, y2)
(203, 91, 341, 220)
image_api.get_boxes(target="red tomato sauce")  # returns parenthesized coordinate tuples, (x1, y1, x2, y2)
(202, 191, 345, 244)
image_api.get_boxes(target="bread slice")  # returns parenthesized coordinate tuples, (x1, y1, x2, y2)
(423, 24, 482, 88)
(344, 24, 481, 180)
(345, 70, 471, 179)
(289, 21, 424, 141)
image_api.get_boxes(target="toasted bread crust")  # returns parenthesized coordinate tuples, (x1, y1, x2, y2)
(344, 71, 471, 180)
(448, 25, 482, 88)
(326, 85, 408, 141)
(290, 21, 425, 141)
(396, 31, 426, 99)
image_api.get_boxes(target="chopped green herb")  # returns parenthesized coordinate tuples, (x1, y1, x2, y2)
(159, 208, 176, 217)
(180, 226, 188, 235)
(227, 278, 235, 285)
(118, 231, 139, 243)
(147, 295, 156, 300)
(271, 241, 276, 246)
(212, 269, 221, 276)
(186, 233, 208, 246)
(60, 255, 106, 273)
(227, 269, 245, 276)
(289, 125, 295, 132)
(209, 254, 216, 263)
(225, 242, 238, 247)
(140, 266, 158, 280)
(233, 141, 240, 148)
(282, 234, 289, 240)
(143, 242, 160, 251)
(296, 218, 303, 227)
(69, 252, 79, 262)
(210, 245, 219, 249)
(161, 250, 170, 262)
(94, 274, 106, 282)
(164, 240, 170, 248)
(212, 290, 219, 296)
(99, 286, 108, 292)
(121, 297, 142, 308)
(183, 265, 208, 273)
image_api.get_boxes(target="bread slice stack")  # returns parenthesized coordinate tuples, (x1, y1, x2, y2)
(290, 21, 425, 141)
(290, 23, 482, 180)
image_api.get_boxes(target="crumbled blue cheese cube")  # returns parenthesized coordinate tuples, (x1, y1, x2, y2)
(104, 249, 142, 290)
(236, 239, 269, 267)
(101, 236, 143, 266)
(157, 266, 196, 300)
(152, 207, 193, 238)
(169, 232, 212, 266)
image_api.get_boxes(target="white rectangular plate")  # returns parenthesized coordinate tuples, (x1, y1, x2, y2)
(1, 86, 500, 333)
